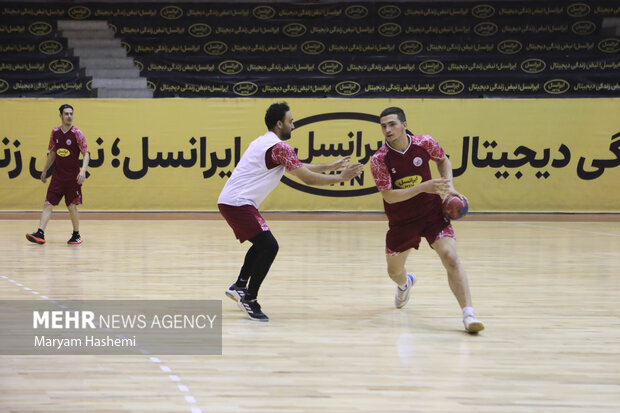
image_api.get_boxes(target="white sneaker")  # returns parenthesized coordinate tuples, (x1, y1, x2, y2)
(463, 315, 485, 333)
(395, 273, 416, 309)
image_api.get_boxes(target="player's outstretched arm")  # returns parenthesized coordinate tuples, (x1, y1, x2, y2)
(288, 162, 363, 186)
(304, 156, 351, 173)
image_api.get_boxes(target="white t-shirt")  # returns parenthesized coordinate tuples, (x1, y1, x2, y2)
(218, 131, 286, 208)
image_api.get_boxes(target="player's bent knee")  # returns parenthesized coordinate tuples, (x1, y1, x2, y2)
(252, 231, 279, 258)
(441, 253, 460, 271)
(266, 238, 279, 258)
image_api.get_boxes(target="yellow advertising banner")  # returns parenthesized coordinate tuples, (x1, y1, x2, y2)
(0, 98, 618, 212)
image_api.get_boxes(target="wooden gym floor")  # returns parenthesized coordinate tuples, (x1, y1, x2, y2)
(0, 214, 619, 412)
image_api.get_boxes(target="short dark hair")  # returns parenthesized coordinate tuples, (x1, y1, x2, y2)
(379, 107, 406, 122)
(265, 102, 290, 130)
(59, 104, 73, 114)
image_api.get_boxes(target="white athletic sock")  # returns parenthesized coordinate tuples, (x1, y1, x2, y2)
(462, 306, 475, 318)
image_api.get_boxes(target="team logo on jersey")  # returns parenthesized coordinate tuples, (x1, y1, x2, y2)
(394, 175, 422, 189)
(413, 157, 423, 167)
(66, 139, 72, 145)
(57, 148, 70, 157)
(391, 168, 396, 174)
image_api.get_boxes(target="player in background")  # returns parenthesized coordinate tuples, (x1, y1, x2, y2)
(219, 102, 363, 321)
(370, 106, 484, 333)
(26, 104, 89, 245)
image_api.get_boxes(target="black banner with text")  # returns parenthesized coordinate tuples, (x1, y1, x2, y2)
(0, 2, 618, 97)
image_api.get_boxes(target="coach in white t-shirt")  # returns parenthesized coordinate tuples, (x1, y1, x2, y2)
(218, 102, 363, 322)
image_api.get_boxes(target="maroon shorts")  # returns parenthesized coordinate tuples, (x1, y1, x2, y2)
(386, 209, 454, 255)
(218, 204, 270, 243)
(45, 178, 82, 207)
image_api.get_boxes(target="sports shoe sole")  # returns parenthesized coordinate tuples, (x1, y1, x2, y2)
(225, 290, 242, 302)
(68, 240, 83, 245)
(26, 234, 45, 244)
(465, 321, 485, 334)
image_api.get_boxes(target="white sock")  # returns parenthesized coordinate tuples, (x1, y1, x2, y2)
(398, 281, 408, 290)
(462, 306, 475, 318)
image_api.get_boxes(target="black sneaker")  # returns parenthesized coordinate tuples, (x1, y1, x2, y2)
(67, 232, 82, 245)
(26, 230, 45, 244)
(237, 298, 269, 322)
(225, 284, 247, 302)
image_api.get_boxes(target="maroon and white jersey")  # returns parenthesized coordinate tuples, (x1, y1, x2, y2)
(218, 131, 302, 208)
(371, 134, 445, 226)
(48, 126, 88, 182)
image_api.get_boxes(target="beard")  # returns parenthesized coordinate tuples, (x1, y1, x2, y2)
(280, 131, 291, 140)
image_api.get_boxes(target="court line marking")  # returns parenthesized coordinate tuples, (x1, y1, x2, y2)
(0, 275, 203, 413)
